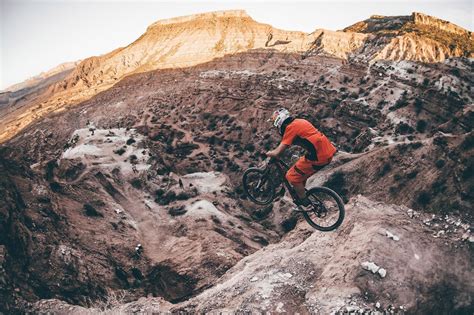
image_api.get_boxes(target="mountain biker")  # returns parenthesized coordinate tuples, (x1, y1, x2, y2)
(266, 108, 337, 206)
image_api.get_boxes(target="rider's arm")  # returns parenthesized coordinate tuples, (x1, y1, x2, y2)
(266, 143, 289, 158)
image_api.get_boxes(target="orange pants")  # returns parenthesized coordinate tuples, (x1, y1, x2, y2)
(286, 156, 332, 185)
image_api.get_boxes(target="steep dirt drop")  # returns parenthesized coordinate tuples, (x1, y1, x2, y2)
(27, 196, 473, 314)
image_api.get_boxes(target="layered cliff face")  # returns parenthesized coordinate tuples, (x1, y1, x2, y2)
(1, 10, 472, 144)
(344, 12, 473, 62)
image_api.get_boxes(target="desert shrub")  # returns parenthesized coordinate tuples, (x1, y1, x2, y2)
(155, 190, 177, 205)
(244, 143, 255, 152)
(176, 192, 191, 200)
(410, 142, 423, 150)
(450, 68, 461, 77)
(207, 122, 217, 131)
(130, 178, 142, 189)
(50, 182, 62, 193)
(394, 173, 402, 181)
(330, 101, 339, 109)
(207, 136, 216, 145)
(389, 186, 397, 194)
(83, 204, 103, 217)
(414, 98, 423, 114)
(460, 132, 474, 151)
(416, 191, 431, 206)
(168, 206, 187, 217)
(114, 147, 126, 155)
(155, 188, 165, 197)
(396, 123, 414, 135)
(435, 159, 445, 168)
(433, 137, 448, 147)
(37, 196, 51, 203)
(422, 78, 430, 86)
(378, 162, 392, 177)
(431, 179, 447, 194)
(175, 142, 199, 158)
(397, 143, 410, 154)
(201, 112, 212, 120)
(228, 162, 240, 172)
(416, 120, 428, 133)
(406, 170, 418, 179)
(462, 160, 473, 181)
(214, 158, 224, 164)
(129, 154, 138, 164)
(45, 159, 58, 181)
(377, 100, 387, 109)
(126, 138, 136, 145)
(389, 97, 409, 111)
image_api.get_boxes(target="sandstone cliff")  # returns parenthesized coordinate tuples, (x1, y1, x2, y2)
(344, 12, 473, 62)
(0, 10, 472, 145)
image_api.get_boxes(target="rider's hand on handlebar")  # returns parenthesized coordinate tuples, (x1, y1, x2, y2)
(265, 150, 278, 158)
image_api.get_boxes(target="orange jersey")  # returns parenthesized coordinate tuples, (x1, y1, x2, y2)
(281, 118, 336, 162)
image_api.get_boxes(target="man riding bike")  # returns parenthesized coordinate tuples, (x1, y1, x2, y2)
(265, 108, 337, 207)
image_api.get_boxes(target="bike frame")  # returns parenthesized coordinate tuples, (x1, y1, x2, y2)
(267, 158, 302, 203)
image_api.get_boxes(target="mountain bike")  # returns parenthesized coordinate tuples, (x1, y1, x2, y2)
(242, 157, 345, 231)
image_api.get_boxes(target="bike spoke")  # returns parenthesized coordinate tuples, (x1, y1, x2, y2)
(305, 191, 341, 229)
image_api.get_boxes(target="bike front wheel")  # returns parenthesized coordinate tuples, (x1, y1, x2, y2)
(242, 168, 276, 206)
(302, 186, 345, 231)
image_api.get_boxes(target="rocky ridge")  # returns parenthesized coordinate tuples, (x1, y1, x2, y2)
(0, 11, 472, 143)
(344, 12, 473, 62)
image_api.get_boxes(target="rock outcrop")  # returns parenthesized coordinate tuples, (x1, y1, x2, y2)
(344, 12, 473, 62)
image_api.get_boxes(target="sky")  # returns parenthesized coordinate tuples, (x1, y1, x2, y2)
(1, 0, 472, 90)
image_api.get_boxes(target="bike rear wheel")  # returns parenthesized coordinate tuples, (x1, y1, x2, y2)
(302, 186, 345, 231)
(242, 168, 275, 206)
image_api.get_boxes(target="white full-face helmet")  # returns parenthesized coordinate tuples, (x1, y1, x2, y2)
(271, 108, 291, 134)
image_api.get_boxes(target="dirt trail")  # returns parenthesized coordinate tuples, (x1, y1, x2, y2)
(118, 187, 171, 263)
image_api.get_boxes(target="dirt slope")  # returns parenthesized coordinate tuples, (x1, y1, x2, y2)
(27, 195, 474, 314)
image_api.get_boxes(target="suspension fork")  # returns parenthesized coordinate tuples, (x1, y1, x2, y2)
(255, 166, 271, 190)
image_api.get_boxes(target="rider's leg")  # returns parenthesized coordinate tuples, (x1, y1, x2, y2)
(293, 182, 307, 199)
(286, 157, 312, 201)
(286, 156, 331, 202)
